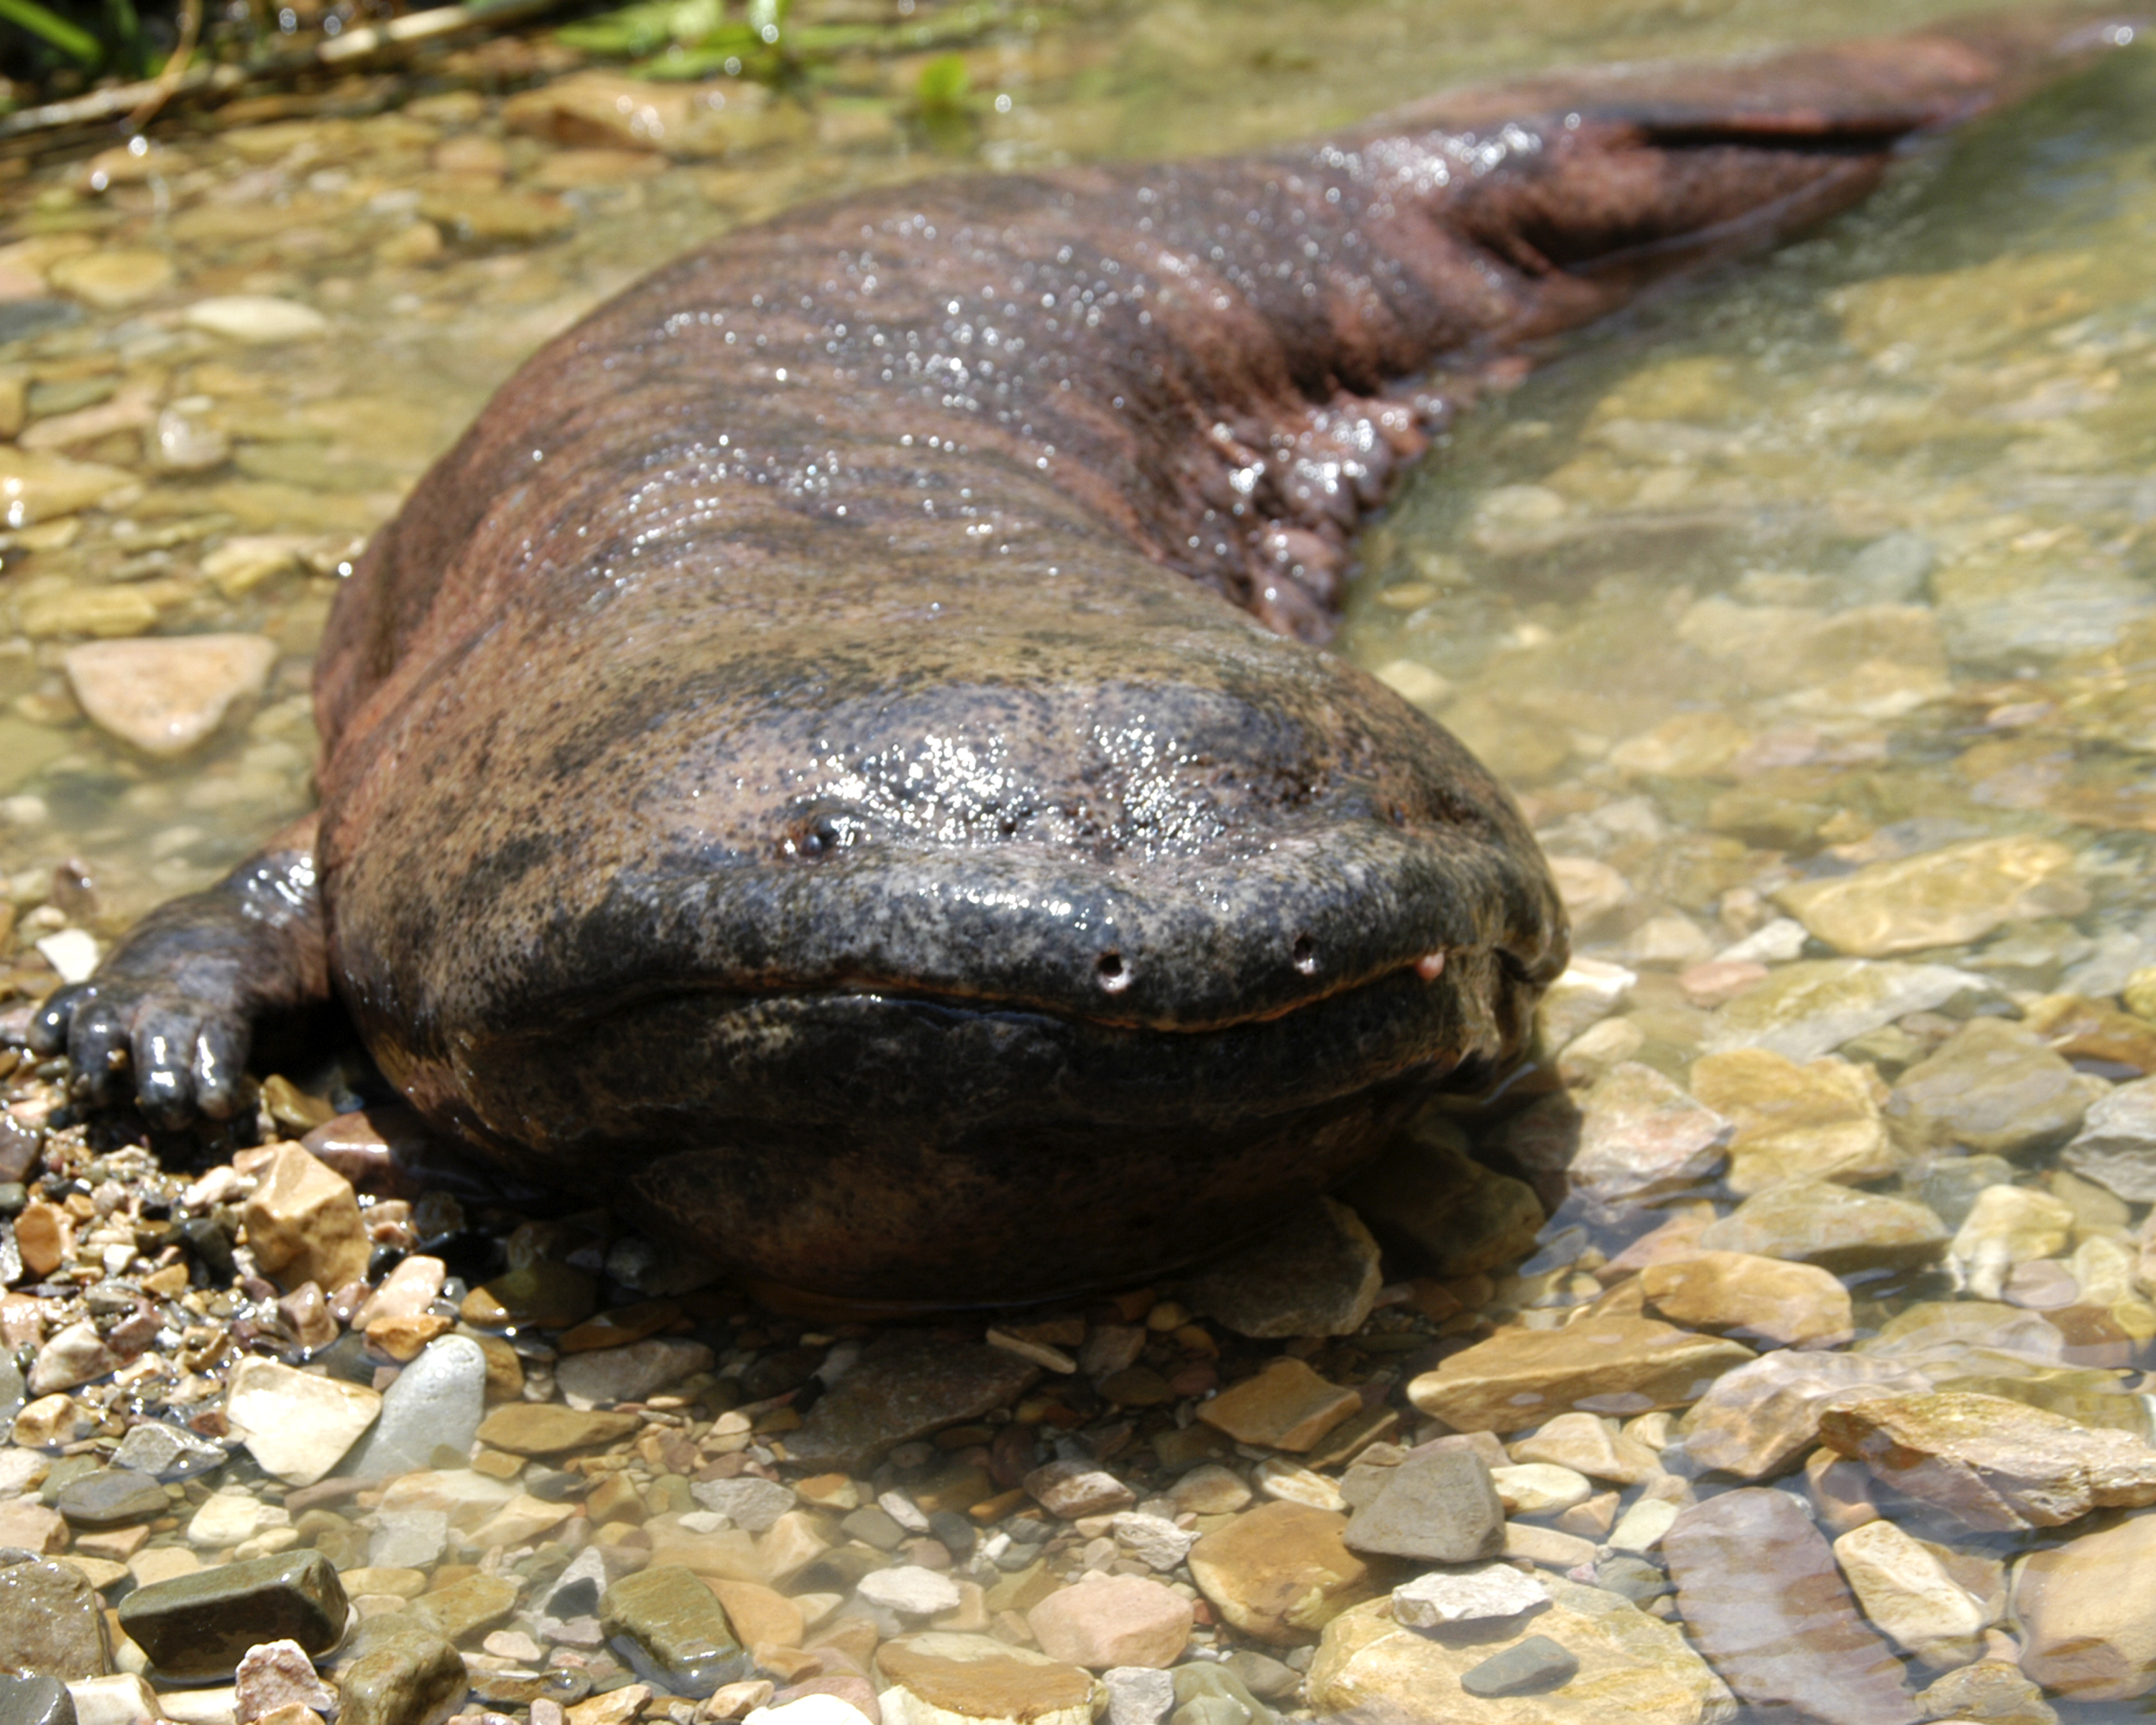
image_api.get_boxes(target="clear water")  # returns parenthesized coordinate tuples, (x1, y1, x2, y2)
(5, 0, 2152, 937)
(6, 0, 2156, 1713)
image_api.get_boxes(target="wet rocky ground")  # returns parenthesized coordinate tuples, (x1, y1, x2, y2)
(6, 1, 2156, 1723)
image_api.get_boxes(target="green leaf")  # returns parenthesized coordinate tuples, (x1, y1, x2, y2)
(0, 0, 103, 65)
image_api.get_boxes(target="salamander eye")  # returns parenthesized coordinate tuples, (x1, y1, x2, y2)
(1096, 951, 1130, 993)
(782, 811, 854, 860)
(1291, 934, 1319, 975)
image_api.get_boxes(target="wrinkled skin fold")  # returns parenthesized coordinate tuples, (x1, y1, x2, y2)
(34, 7, 2140, 1302)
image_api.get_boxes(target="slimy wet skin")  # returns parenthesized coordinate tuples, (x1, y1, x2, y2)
(34, 7, 2137, 1302)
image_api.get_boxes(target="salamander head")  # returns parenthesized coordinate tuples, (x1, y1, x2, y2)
(325, 555, 1565, 1303)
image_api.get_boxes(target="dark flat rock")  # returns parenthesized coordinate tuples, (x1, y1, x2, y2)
(117, 1550, 348, 1680)
(55, 1468, 168, 1528)
(784, 1340, 1039, 1471)
(1460, 1635, 1581, 1698)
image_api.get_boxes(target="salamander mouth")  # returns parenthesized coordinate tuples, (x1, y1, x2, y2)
(525, 939, 1473, 1039)
(370, 941, 1542, 1305)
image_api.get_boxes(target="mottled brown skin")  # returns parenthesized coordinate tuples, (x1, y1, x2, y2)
(34, 9, 2137, 1302)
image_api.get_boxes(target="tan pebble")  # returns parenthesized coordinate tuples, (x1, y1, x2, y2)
(874, 1630, 1090, 1722)
(1167, 1465, 1251, 1517)
(0, 1499, 68, 1553)
(365, 1313, 453, 1361)
(201, 535, 306, 599)
(351, 1594, 411, 1619)
(706, 1578, 804, 1652)
(338, 1566, 428, 1598)
(250, 1706, 326, 1725)
(45, 249, 173, 309)
(1820, 1391, 2156, 1530)
(585, 1473, 647, 1526)
(1407, 1316, 1754, 1434)
(1197, 1358, 1360, 1452)
(755, 1508, 832, 1586)
(931, 1578, 992, 1634)
(566, 1685, 651, 1725)
(1186, 1501, 1373, 1644)
(803, 1614, 880, 1668)
(472, 1403, 635, 1455)
(126, 1547, 201, 1588)
(699, 1679, 774, 1721)
(1253, 1458, 1345, 1512)
(791, 1474, 861, 1512)
(141, 1264, 191, 1299)
(1679, 960, 1769, 1009)
(1775, 836, 2085, 958)
(15, 1202, 73, 1277)
(73, 1527, 149, 1563)
(1639, 1251, 1855, 1348)
(239, 1145, 372, 1295)
(1500, 1522, 1598, 1570)
(2015, 1512, 2156, 1700)
(987, 1328, 1078, 1374)
(1554, 1491, 1621, 1539)
(1508, 1410, 1664, 1485)
(14, 1393, 91, 1449)
(1690, 1046, 1899, 1194)
(1027, 1574, 1192, 1670)
(470, 1491, 575, 1548)
(557, 1299, 681, 1353)
(1488, 1463, 1591, 1516)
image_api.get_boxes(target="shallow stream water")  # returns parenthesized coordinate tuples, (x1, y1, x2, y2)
(5, 1, 2156, 1722)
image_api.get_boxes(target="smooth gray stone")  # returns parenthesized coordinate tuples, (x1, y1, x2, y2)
(0, 1353, 23, 1431)
(1460, 1635, 1581, 1698)
(839, 1505, 907, 1551)
(55, 1468, 167, 1528)
(342, 1335, 487, 1480)
(1342, 1444, 1505, 1563)
(1223, 1653, 1299, 1702)
(0, 1675, 74, 1725)
(1595, 1553, 1671, 1606)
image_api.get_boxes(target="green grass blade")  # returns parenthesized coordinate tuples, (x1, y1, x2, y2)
(0, 0, 103, 65)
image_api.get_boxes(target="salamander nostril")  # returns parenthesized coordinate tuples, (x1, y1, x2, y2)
(1096, 951, 1130, 992)
(1292, 934, 1317, 975)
